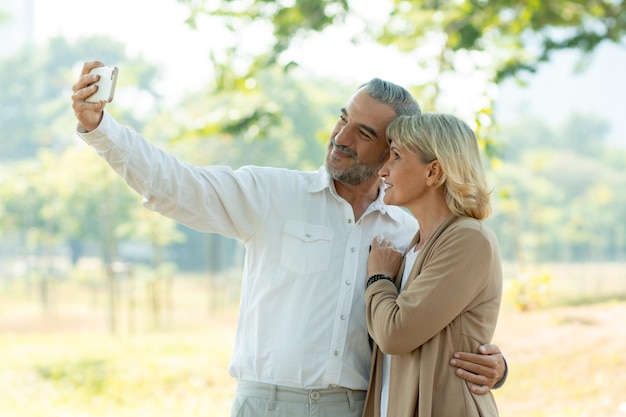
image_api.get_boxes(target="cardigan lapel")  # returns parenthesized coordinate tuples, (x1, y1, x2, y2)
(403, 215, 459, 288)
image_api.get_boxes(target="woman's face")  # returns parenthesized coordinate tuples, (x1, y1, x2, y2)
(378, 140, 432, 208)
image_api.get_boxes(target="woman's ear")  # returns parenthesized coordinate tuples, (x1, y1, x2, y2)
(426, 160, 442, 186)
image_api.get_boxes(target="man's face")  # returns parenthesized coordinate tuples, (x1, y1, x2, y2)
(325, 89, 397, 186)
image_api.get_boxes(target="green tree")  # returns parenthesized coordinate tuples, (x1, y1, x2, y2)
(0, 35, 174, 274)
(489, 113, 626, 263)
(148, 67, 348, 170)
(178, 0, 625, 80)
(0, 36, 161, 161)
(176, 0, 625, 144)
(559, 113, 611, 156)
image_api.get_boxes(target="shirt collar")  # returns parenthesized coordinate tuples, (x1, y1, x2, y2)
(308, 166, 331, 193)
(368, 183, 406, 225)
(309, 166, 405, 225)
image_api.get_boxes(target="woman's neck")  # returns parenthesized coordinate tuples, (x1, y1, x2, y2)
(412, 202, 453, 251)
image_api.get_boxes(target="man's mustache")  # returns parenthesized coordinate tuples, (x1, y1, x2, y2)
(330, 138, 357, 159)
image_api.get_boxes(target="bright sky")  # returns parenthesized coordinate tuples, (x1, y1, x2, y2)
(31, 0, 216, 99)
(29, 0, 626, 147)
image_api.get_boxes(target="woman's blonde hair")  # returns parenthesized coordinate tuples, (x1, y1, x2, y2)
(386, 113, 492, 220)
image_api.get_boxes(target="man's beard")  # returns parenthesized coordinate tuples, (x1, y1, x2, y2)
(324, 139, 388, 186)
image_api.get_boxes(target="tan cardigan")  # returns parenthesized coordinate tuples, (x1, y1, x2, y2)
(363, 216, 502, 417)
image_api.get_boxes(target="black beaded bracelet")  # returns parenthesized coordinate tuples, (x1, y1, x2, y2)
(367, 274, 393, 288)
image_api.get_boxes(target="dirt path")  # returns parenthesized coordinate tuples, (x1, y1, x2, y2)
(493, 301, 626, 416)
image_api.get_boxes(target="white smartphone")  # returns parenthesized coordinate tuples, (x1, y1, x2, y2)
(86, 66, 119, 103)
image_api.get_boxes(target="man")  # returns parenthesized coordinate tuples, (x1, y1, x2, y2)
(72, 61, 507, 417)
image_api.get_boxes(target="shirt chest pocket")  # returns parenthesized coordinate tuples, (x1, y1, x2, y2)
(280, 221, 335, 275)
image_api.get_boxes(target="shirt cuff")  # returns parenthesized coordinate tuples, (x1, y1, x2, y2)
(75, 112, 122, 152)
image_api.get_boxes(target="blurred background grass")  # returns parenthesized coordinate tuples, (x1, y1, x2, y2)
(1, 265, 625, 417)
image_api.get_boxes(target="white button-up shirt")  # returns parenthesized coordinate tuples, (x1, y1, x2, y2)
(78, 112, 418, 390)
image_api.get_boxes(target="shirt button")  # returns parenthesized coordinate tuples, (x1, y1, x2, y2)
(348, 219, 352, 223)
(350, 247, 355, 253)
(340, 315, 346, 320)
(345, 280, 351, 286)
(334, 350, 339, 356)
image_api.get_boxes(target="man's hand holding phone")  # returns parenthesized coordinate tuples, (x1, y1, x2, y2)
(71, 61, 118, 132)
(86, 66, 118, 103)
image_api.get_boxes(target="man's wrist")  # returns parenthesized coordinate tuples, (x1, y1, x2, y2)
(493, 357, 508, 389)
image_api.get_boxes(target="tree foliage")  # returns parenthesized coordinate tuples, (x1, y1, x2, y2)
(0, 36, 161, 161)
(381, 0, 625, 80)
(175, 0, 625, 158)
(489, 114, 626, 263)
(0, 36, 177, 270)
(177, 0, 625, 83)
(151, 67, 348, 170)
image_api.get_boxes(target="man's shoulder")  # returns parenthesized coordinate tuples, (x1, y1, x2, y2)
(236, 166, 324, 192)
(237, 165, 321, 182)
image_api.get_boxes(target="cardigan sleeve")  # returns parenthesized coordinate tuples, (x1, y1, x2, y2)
(365, 222, 499, 354)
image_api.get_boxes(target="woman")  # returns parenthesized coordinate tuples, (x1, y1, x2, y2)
(363, 114, 502, 417)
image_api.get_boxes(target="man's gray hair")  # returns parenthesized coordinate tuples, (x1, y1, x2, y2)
(359, 78, 422, 117)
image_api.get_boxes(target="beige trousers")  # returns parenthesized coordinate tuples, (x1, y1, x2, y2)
(231, 381, 366, 417)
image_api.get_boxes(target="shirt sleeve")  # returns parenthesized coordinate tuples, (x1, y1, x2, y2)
(76, 112, 268, 241)
(365, 225, 498, 354)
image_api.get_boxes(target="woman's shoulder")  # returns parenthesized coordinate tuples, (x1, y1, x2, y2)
(445, 216, 498, 244)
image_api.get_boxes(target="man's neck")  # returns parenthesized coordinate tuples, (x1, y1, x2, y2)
(333, 177, 381, 221)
